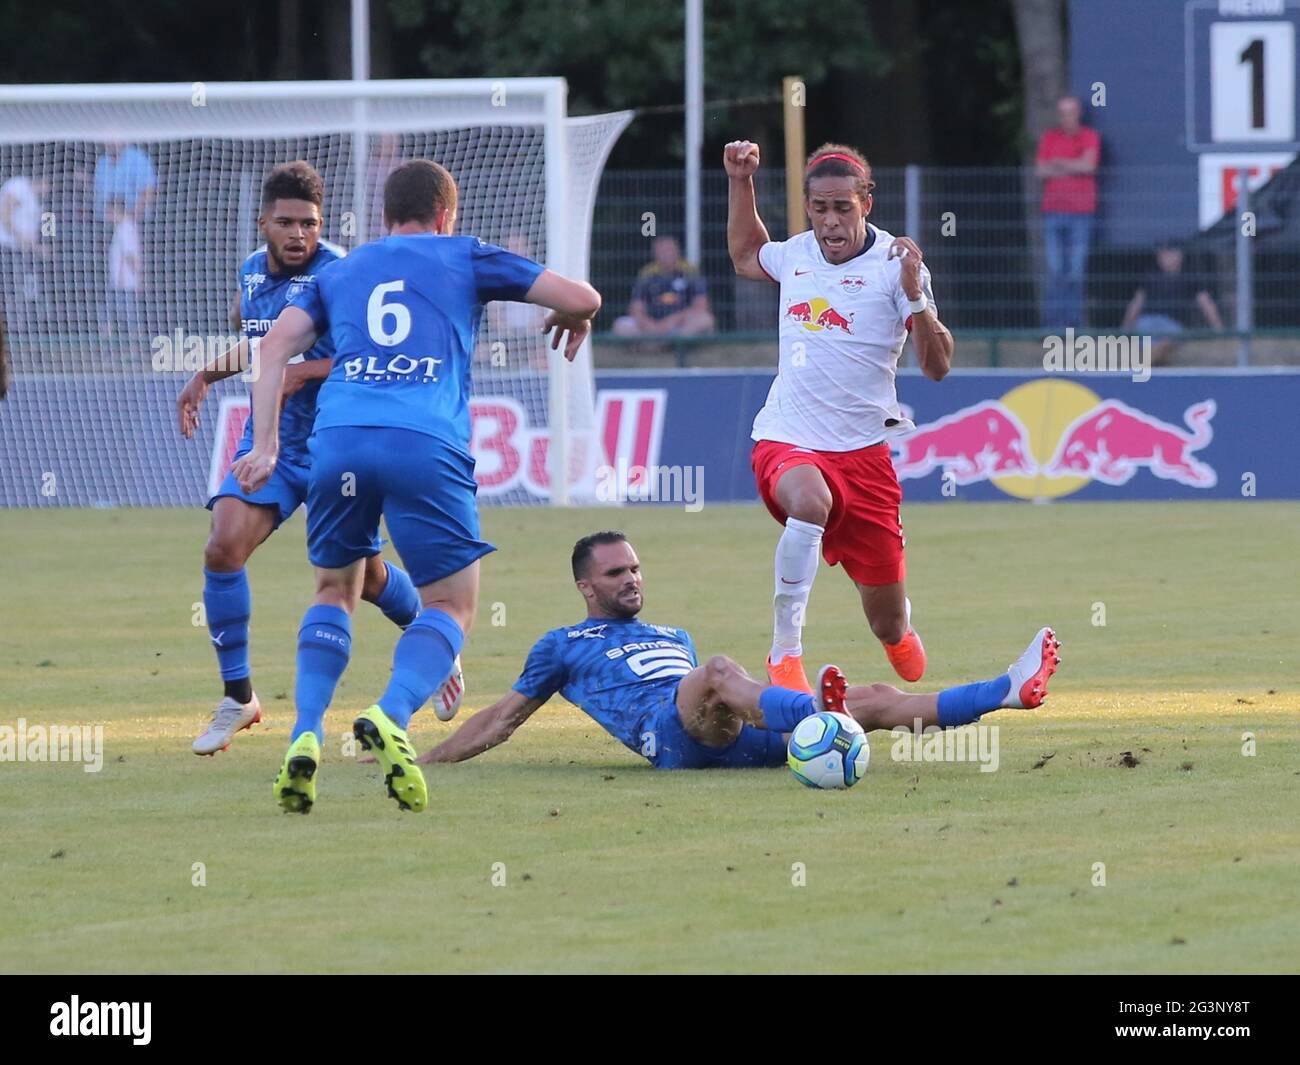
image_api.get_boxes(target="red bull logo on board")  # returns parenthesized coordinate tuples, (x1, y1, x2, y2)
(892, 379, 1217, 499)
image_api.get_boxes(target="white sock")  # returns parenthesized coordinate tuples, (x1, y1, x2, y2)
(771, 517, 823, 662)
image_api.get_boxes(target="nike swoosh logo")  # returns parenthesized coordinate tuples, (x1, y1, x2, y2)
(780, 578, 801, 585)
(794, 269, 812, 276)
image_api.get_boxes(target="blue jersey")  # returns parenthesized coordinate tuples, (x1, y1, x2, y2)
(512, 617, 699, 754)
(286, 234, 544, 452)
(238, 241, 344, 468)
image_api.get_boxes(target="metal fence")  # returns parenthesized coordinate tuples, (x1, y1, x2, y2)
(590, 165, 1297, 364)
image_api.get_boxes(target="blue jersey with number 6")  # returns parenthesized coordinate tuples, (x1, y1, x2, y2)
(286, 234, 544, 452)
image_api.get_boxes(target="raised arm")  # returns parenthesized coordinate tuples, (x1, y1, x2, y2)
(724, 140, 772, 281)
(415, 689, 546, 765)
(890, 237, 953, 382)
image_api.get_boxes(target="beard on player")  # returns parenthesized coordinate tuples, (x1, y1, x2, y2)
(260, 197, 322, 274)
(592, 578, 642, 619)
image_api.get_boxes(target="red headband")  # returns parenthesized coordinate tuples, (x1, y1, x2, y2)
(808, 152, 866, 175)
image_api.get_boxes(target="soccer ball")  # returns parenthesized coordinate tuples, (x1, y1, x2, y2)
(787, 712, 870, 789)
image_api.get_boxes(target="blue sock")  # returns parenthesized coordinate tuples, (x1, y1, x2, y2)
(203, 568, 251, 682)
(758, 686, 818, 731)
(293, 604, 352, 742)
(373, 561, 420, 628)
(936, 674, 1011, 727)
(378, 608, 464, 729)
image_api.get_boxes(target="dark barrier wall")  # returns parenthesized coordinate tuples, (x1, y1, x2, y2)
(601, 369, 1300, 503)
(2, 370, 1297, 506)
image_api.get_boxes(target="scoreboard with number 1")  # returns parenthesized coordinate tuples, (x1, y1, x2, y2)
(1072, 0, 1298, 241)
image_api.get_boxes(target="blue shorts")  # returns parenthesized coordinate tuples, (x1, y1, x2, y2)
(306, 426, 495, 587)
(207, 444, 309, 528)
(645, 682, 789, 770)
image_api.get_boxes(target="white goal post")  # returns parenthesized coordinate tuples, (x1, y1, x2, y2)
(0, 79, 630, 507)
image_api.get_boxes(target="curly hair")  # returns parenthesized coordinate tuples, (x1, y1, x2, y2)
(261, 160, 324, 208)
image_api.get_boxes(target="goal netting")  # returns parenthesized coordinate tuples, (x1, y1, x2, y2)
(0, 79, 630, 507)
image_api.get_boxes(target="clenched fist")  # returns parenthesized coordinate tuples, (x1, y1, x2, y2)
(723, 140, 761, 180)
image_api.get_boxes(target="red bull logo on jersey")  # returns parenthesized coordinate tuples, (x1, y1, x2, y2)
(785, 296, 854, 333)
(892, 379, 1218, 499)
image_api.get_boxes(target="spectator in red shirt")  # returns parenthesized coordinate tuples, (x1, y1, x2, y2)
(1036, 96, 1100, 330)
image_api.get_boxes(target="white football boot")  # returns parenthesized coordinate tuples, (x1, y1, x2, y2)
(814, 664, 850, 716)
(192, 694, 263, 756)
(1002, 628, 1061, 709)
(432, 656, 465, 722)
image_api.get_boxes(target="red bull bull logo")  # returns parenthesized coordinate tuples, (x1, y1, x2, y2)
(893, 401, 1036, 485)
(785, 296, 853, 334)
(892, 380, 1218, 498)
(1046, 398, 1216, 488)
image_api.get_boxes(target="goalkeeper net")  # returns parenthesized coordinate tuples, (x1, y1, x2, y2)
(0, 79, 630, 507)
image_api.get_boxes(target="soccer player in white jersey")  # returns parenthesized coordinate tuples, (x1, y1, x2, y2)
(725, 140, 954, 693)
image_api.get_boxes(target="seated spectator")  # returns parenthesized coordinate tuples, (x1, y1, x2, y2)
(613, 235, 714, 337)
(1121, 242, 1223, 364)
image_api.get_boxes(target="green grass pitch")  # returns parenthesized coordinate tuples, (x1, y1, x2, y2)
(1, 502, 1297, 974)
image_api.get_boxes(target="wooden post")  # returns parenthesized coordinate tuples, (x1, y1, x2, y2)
(783, 75, 806, 236)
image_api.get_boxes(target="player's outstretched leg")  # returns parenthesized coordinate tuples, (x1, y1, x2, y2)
(843, 626, 1061, 731)
(1002, 626, 1061, 709)
(193, 498, 276, 755)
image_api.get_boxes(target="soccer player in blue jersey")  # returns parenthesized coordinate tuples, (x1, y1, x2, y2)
(231, 159, 602, 813)
(411, 532, 1061, 770)
(176, 162, 435, 756)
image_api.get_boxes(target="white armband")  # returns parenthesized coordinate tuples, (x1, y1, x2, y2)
(908, 294, 929, 316)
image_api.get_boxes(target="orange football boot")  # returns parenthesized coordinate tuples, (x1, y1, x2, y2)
(766, 653, 814, 694)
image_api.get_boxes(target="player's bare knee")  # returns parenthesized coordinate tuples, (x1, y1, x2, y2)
(786, 493, 830, 527)
(203, 531, 249, 572)
(705, 654, 740, 681)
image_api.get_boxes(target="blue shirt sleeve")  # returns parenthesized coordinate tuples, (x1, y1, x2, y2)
(285, 276, 329, 333)
(471, 239, 545, 304)
(511, 631, 567, 702)
(680, 629, 699, 667)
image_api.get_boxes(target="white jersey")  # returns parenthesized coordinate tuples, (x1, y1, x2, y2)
(752, 224, 934, 452)
(0, 176, 40, 248)
(109, 219, 141, 291)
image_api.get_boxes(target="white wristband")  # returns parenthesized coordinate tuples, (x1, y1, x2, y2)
(908, 294, 928, 316)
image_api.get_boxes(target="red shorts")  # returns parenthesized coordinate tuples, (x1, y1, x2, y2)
(751, 438, 906, 587)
